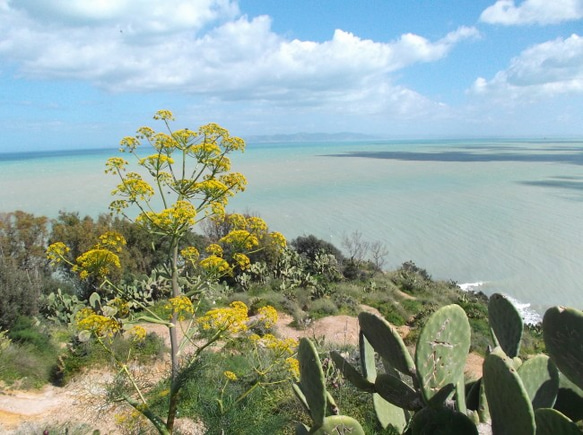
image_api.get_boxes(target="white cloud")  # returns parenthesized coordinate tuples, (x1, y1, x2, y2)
(470, 34, 583, 100)
(480, 0, 583, 25)
(10, 0, 239, 33)
(0, 1, 477, 119)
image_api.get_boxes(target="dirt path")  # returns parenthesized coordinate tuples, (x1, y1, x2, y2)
(0, 308, 484, 433)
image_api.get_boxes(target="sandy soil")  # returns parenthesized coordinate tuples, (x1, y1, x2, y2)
(0, 307, 484, 433)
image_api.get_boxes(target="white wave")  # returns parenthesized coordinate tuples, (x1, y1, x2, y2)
(458, 281, 485, 292)
(505, 295, 542, 325)
(457, 282, 542, 325)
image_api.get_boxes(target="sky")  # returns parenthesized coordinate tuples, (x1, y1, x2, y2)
(0, 0, 582, 152)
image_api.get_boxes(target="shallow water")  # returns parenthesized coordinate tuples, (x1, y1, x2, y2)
(2, 139, 583, 315)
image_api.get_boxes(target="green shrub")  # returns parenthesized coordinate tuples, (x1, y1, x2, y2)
(291, 234, 344, 263)
(310, 298, 339, 318)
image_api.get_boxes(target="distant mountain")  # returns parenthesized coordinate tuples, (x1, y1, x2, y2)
(244, 132, 380, 143)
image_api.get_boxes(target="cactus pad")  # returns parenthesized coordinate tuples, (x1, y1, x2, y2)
(488, 293, 523, 358)
(409, 406, 478, 435)
(543, 306, 583, 391)
(554, 374, 583, 422)
(311, 416, 365, 434)
(483, 347, 535, 435)
(358, 312, 415, 377)
(517, 354, 559, 409)
(415, 304, 471, 403)
(297, 338, 327, 427)
(375, 373, 423, 411)
(535, 408, 582, 435)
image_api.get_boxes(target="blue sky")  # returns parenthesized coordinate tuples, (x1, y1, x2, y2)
(0, 0, 582, 151)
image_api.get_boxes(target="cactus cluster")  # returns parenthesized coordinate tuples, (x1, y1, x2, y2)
(292, 293, 583, 434)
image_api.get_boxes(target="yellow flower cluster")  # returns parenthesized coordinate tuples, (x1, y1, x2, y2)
(223, 370, 238, 381)
(112, 172, 155, 202)
(137, 200, 197, 234)
(152, 133, 179, 151)
(200, 255, 231, 276)
(232, 253, 250, 271)
(218, 172, 247, 194)
(76, 308, 121, 338)
(153, 109, 175, 121)
(197, 301, 249, 334)
(189, 141, 222, 159)
(227, 213, 247, 230)
(219, 230, 259, 251)
(136, 126, 155, 140)
(105, 157, 128, 174)
(46, 242, 70, 265)
(269, 232, 287, 250)
(246, 216, 268, 233)
(127, 325, 147, 342)
(181, 246, 200, 264)
(206, 243, 223, 256)
(74, 248, 122, 280)
(256, 306, 278, 329)
(165, 295, 194, 320)
(119, 136, 140, 152)
(98, 231, 126, 253)
(138, 154, 174, 171)
(285, 357, 300, 378)
(254, 334, 298, 357)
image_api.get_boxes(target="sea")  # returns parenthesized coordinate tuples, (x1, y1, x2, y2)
(2, 138, 583, 322)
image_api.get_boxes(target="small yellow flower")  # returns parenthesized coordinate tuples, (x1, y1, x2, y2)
(197, 301, 249, 334)
(165, 295, 194, 320)
(76, 308, 121, 337)
(128, 325, 147, 342)
(232, 253, 250, 270)
(181, 246, 200, 263)
(285, 357, 300, 378)
(219, 230, 258, 251)
(153, 109, 175, 121)
(74, 248, 122, 280)
(257, 306, 278, 329)
(223, 371, 238, 381)
(206, 243, 223, 256)
(200, 255, 231, 276)
(46, 242, 70, 265)
(105, 157, 128, 174)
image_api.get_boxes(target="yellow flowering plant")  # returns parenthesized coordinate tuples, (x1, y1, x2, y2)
(46, 110, 289, 435)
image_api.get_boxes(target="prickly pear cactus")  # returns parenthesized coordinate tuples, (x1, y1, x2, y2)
(517, 354, 559, 409)
(483, 347, 535, 435)
(415, 304, 471, 404)
(488, 293, 523, 358)
(358, 312, 416, 377)
(543, 306, 583, 391)
(535, 408, 583, 435)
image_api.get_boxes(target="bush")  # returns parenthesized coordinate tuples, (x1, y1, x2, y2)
(291, 235, 344, 263)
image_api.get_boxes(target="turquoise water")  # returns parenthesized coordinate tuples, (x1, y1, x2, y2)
(2, 139, 583, 316)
